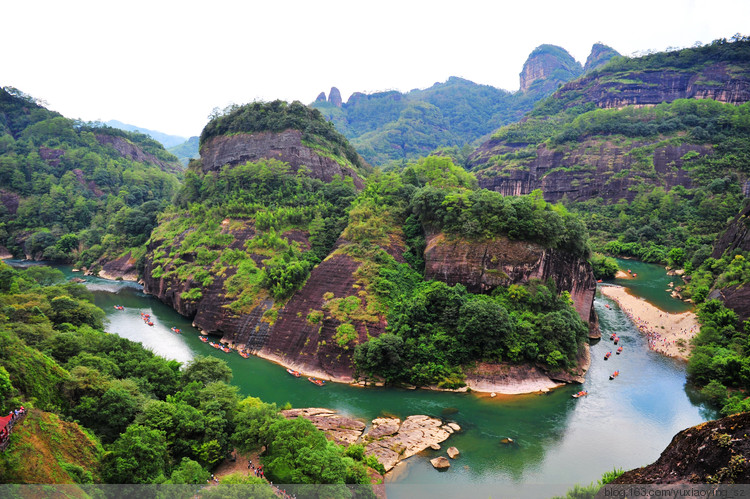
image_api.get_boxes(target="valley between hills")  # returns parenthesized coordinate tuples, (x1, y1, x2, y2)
(1, 36, 749, 496)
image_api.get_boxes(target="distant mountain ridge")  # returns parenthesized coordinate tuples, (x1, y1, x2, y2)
(311, 43, 620, 165)
(105, 119, 187, 149)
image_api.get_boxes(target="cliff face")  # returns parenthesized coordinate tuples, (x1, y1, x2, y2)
(613, 411, 750, 484)
(423, 232, 599, 337)
(99, 251, 138, 281)
(143, 219, 404, 380)
(708, 203, 750, 322)
(712, 202, 750, 258)
(143, 220, 261, 333)
(519, 45, 583, 94)
(564, 64, 750, 109)
(472, 138, 710, 203)
(95, 134, 182, 173)
(198, 129, 364, 189)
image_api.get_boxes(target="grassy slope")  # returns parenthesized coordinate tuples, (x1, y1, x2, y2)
(0, 409, 101, 484)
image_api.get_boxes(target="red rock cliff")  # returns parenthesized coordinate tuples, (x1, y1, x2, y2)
(423, 232, 599, 337)
(198, 129, 364, 189)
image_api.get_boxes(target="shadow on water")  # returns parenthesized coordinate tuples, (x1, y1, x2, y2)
(6, 260, 717, 498)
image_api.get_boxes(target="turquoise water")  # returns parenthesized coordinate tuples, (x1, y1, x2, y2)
(8, 260, 715, 498)
(610, 258, 693, 314)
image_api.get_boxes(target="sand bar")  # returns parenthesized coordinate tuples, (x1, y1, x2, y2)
(599, 285, 698, 361)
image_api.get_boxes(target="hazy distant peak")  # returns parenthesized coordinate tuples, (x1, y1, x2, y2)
(105, 120, 187, 149)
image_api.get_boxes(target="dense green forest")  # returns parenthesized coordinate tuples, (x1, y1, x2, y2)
(0, 263, 379, 495)
(688, 298, 750, 415)
(308, 156, 591, 386)
(312, 73, 568, 166)
(0, 86, 181, 271)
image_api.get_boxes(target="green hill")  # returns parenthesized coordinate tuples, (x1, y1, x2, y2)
(0, 86, 181, 270)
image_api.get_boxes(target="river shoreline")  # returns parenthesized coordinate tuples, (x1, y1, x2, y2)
(227, 343, 572, 395)
(599, 285, 699, 361)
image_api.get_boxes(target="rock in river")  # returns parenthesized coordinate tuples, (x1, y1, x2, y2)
(430, 456, 451, 470)
(283, 409, 458, 472)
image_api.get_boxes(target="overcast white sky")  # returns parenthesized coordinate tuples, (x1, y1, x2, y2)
(3, 0, 749, 138)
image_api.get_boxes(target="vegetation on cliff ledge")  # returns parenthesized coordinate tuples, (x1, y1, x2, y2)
(150, 158, 356, 311)
(330, 156, 591, 387)
(200, 99, 368, 176)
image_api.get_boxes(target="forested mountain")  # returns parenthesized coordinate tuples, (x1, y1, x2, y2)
(311, 44, 619, 166)
(0, 86, 182, 271)
(467, 36, 750, 416)
(142, 100, 596, 392)
(467, 36, 750, 279)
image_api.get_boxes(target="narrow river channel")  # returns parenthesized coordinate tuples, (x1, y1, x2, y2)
(10, 260, 717, 498)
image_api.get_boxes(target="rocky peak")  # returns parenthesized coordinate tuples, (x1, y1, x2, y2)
(583, 42, 621, 73)
(315, 91, 327, 103)
(519, 44, 583, 93)
(198, 130, 364, 189)
(328, 87, 343, 107)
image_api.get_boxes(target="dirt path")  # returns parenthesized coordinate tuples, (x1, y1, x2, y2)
(213, 448, 263, 481)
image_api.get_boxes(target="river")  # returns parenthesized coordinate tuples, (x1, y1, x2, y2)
(8, 260, 716, 498)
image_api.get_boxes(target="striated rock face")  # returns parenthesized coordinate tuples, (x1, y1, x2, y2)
(142, 220, 263, 334)
(255, 251, 386, 381)
(99, 251, 138, 281)
(709, 285, 750, 325)
(143, 223, 403, 381)
(0, 190, 20, 216)
(566, 64, 750, 109)
(708, 203, 750, 322)
(95, 134, 181, 173)
(471, 138, 710, 204)
(712, 203, 750, 258)
(198, 130, 364, 189)
(613, 411, 750, 484)
(423, 232, 599, 336)
(38, 147, 65, 167)
(519, 45, 583, 94)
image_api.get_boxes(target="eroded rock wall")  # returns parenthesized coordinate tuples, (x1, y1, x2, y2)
(423, 232, 599, 336)
(613, 411, 750, 484)
(199, 130, 364, 189)
(472, 139, 709, 203)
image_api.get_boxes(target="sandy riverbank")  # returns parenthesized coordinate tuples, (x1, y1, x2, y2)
(232, 340, 568, 395)
(599, 285, 698, 361)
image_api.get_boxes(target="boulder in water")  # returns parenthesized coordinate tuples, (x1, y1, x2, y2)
(430, 456, 451, 470)
(447, 446, 459, 459)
